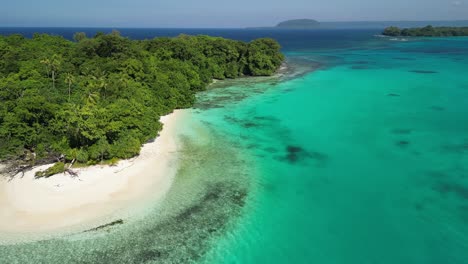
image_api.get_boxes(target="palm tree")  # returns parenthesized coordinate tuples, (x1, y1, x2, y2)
(91, 71, 108, 99)
(40, 55, 61, 89)
(50, 54, 61, 89)
(96, 76, 108, 99)
(119, 74, 129, 89)
(40, 58, 51, 77)
(67, 148, 78, 169)
(85, 90, 100, 105)
(64, 73, 75, 101)
(84, 82, 100, 105)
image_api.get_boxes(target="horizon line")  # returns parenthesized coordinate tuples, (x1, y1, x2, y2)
(1, 19, 468, 29)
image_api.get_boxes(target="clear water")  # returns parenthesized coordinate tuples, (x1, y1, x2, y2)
(1, 30, 468, 264)
(201, 37, 468, 264)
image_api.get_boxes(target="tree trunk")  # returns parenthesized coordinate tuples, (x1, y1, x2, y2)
(68, 158, 76, 169)
(52, 71, 55, 89)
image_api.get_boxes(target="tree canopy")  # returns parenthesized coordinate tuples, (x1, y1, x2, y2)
(383, 25, 468, 37)
(0, 32, 284, 168)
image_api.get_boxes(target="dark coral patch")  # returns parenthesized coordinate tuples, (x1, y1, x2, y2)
(224, 115, 240, 123)
(433, 181, 468, 200)
(175, 182, 248, 222)
(409, 70, 438, 74)
(243, 122, 259, 128)
(387, 93, 401, 97)
(279, 145, 328, 166)
(396, 140, 410, 148)
(246, 143, 260, 149)
(253, 115, 277, 122)
(285, 146, 306, 163)
(441, 142, 468, 154)
(430, 106, 445, 111)
(414, 203, 425, 211)
(136, 250, 163, 263)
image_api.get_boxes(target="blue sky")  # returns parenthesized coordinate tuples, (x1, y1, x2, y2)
(1, 0, 467, 27)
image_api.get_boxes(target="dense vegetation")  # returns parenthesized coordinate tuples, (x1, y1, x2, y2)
(0, 31, 284, 172)
(383, 25, 468, 37)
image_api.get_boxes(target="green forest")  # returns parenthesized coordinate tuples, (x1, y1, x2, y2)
(383, 25, 468, 37)
(0, 31, 284, 175)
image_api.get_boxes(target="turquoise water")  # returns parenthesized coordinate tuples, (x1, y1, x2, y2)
(1, 34, 468, 263)
(195, 37, 468, 263)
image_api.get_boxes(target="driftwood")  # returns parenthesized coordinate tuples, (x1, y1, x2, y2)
(65, 168, 79, 177)
(84, 219, 124, 232)
(1, 154, 79, 180)
(3, 164, 34, 180)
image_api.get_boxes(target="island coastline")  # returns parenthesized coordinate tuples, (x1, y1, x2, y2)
(0, 110, 187, 244)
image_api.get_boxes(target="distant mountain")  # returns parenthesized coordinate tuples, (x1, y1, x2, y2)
(275, 19, 320, 29)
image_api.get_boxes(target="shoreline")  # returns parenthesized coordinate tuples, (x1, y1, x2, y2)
(206, 63, 290, 91)
(207, 60, 318, 91)
(0, 110, 187, 244)
(0, 63, 293, 245)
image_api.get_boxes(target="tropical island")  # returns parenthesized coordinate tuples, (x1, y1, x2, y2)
(247, 19, 321, 29)
(275, 19, 320, 29)
(0, 32, 284, 177)
(382, 25, 468, 37)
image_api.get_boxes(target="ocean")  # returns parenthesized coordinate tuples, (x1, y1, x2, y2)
(1, 28, 468, 263)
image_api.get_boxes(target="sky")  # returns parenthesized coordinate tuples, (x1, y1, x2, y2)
(1, 0, 468, 28)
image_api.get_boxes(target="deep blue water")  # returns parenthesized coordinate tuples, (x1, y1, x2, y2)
(0, 27, 382, 51)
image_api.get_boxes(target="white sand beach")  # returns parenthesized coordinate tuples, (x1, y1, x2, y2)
(0, 110, 186, 243)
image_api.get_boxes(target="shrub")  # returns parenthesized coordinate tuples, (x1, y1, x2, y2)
(110, 134, 141, 159)
(109, 157, 120, 166)
(35, 162, 66, 178)
(76, 148, 89, 163)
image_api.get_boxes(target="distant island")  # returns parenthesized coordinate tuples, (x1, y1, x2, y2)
(248, 19, 321, 29)
(246, 20, 468, 31)
(383, 25, 468, 37)
(275, 19, 320, 29)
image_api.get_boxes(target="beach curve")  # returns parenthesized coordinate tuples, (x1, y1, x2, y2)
(0, 110, 187, 244)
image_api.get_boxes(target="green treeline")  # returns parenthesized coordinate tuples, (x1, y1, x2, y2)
(0, 31, 284, 167)
(383, 25, 468, 37)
